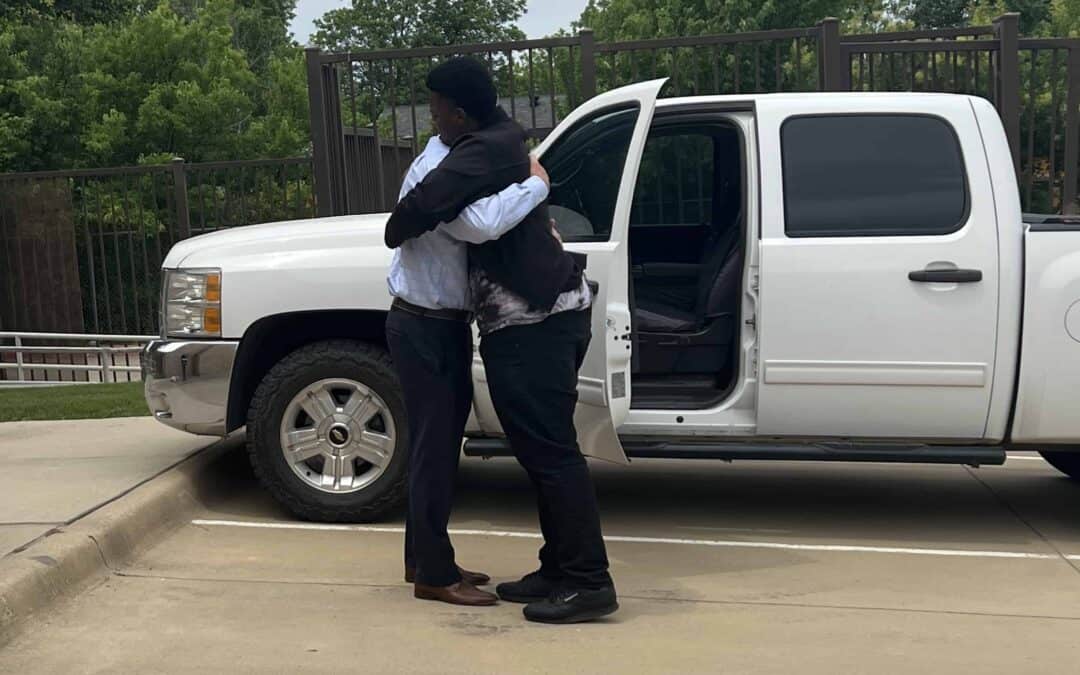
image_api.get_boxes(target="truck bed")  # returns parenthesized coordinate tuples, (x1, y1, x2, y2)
(1010, 214, 1080, 443)
(1023, 213, 1080, 230)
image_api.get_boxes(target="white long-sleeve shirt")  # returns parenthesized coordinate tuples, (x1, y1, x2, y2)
(386, 135, 548, 310)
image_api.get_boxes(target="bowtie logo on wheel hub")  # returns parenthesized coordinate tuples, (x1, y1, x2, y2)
(327, 423, 351, 448)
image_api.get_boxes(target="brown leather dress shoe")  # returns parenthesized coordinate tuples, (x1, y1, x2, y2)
(414, 581, 498, 606)
(405, 566, 491, 586)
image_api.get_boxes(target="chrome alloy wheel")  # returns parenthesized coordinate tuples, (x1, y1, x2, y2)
(279, 378, 397, 494)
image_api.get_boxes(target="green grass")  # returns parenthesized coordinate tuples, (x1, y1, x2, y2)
(0, 381, 149, 422)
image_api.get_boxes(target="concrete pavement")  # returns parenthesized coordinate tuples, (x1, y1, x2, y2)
(3, 452, 1080, 673)
(0, 417, 213, 556)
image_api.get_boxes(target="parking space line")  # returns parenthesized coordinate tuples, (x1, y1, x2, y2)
(1006, 456, 1047, 462)
(191, 519, 1079, 561)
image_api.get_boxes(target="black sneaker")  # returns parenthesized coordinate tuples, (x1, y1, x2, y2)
(496, 570, 558, 604)
(523, 585, 618, 624)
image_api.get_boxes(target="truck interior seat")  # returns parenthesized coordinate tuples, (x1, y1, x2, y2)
(635, 223, 742, 332)
(633, 218, 743, 376)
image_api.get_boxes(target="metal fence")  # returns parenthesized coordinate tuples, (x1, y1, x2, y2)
(305, 35, 591, 216)
(4, 12, 1078, 344)
(0, 157, 316, 336)
(306, 13, 1080, 217)
(340, 128, 417, 213)
(0, 331, 154, 386)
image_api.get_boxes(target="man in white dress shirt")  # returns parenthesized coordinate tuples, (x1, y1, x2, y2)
(384, 131, 550, 606)
(386, 57, 617, 624)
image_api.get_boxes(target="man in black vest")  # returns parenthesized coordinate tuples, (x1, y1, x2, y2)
(385, 57, 618, 624)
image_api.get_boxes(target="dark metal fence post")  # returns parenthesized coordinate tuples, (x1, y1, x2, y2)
(306, 47, 334, 218)
(171, 157, 191, 239)
(817, 18, 845, 91)
(579, 28, 597, 100)
(995, 13, 1021, 176)
(1064, 46, 1080, 214)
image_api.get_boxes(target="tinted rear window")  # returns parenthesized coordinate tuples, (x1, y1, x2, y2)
(782, 115, 967, 237)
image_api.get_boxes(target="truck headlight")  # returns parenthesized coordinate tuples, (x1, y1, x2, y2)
(163, 269, 222, 337)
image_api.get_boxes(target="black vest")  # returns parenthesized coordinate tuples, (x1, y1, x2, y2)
(457, 110, 585, 311)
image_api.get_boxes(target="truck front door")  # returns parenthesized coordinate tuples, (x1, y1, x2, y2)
(755, 97, 1000, 439)
(470, 79, 665, 463)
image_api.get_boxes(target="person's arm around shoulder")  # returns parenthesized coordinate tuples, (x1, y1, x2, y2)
(383, 134, 490, 248)
(439, 155, 551, 244)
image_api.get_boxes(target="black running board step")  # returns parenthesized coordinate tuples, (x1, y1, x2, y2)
(623, 441, 1005, 465)
(463, 438, 1005, 466)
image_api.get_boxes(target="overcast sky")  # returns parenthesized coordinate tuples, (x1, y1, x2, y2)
(288, 0, 590, 46)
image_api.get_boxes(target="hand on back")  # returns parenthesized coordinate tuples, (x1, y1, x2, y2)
(529, 154, 550, 187)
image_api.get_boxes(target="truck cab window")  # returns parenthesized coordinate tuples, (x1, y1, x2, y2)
(543, 105, 640, 242)
(782, 114, 968, 237)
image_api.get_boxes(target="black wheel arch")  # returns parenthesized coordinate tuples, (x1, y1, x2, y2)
(225, 309, 390, 433)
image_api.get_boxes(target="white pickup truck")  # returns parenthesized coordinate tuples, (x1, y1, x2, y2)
(142, 80, 1080, 522)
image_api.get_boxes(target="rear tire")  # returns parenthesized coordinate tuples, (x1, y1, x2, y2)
(1038, 451, 1080, 480)
(246, 339, 408, 522)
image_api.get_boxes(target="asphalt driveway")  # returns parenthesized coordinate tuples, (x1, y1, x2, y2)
(2, 451, 1079, 673)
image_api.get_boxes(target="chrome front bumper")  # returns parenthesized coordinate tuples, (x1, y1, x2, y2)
(141, 339, 239, 436)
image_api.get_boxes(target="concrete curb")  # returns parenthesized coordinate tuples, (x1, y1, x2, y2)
(0, 437, 238, 647)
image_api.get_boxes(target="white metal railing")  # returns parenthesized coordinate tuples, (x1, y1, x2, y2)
(0, 331, 157, 387)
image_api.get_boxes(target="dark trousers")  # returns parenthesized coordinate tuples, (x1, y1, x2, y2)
(479, 308, 613, 590)
(385, 308, 472, 587)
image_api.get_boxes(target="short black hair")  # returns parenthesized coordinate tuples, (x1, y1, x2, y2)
(426, 57, 497, 123)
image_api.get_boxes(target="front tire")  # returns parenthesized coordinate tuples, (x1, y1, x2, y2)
(1038, 451, 1080, 480)
(246, 340, 408, 522)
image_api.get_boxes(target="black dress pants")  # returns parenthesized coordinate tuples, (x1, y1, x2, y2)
(479, 307, 613, 590)
(385, 308, 472, 587)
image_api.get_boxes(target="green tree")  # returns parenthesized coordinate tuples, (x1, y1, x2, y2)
(311, 0, 526, 52)
(970, 0, 1051, 33)
(171, 0, 297, 74)
(78, 0, 260, 164)
(1049, 0, 1080, 34)
(569, 0, 894, 96)
(0, 0, 140, 23)
(897, 0, 972, 27)
(168, 0, 307, 158)
(0, 0, 309, 172)
(241, 48, 310, 158)
(0, 28, 34, 168)
(576, 0, 886, 41)
(0, 20, 90, 171)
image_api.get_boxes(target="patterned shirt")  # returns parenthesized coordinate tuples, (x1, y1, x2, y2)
(471, 266, 593, 336)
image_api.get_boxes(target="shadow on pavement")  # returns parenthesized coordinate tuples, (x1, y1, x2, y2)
(203, 445, 1080, 550)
